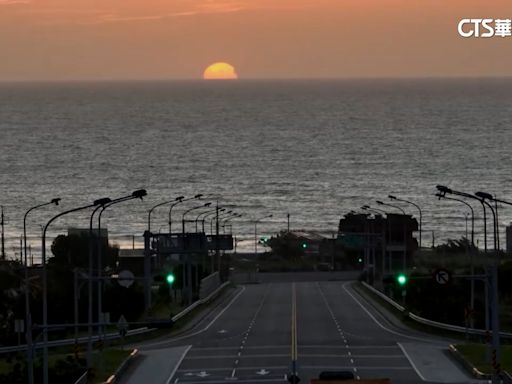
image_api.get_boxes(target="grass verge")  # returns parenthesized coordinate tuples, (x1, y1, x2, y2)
(353, 282, 475, 341)
(456, 344, 512, 374)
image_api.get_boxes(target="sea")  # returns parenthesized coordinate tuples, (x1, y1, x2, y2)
(1, 78, 511, 261)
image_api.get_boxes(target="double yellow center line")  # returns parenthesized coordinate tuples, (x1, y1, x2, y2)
(291, 283, 298, 372)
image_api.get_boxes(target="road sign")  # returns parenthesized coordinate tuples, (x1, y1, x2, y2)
(117, 314, 128, 331)
(14, 319, 24, 333)
(118, 270, 134, 288)
(433, 268, 452, 285)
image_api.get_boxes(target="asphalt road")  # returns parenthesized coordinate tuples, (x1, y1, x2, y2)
(123, 280, 476, 384)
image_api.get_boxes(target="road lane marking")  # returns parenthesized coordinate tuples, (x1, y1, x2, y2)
(177, 366, 288, 372)
(143, 286, 246, 348)
(342, 282, 441, 343)
(290, 282, 298, 377)
(178, 379, 286, 384)
(229, 284, 270, 380)
(397, 343, 427, 381)
(166, 345, 192, 384)
(317, 282, 360, 379)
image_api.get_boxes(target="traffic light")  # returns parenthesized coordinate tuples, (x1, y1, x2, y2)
(357, 257, 363, 263)
(397, 273, 407, 286)
(302, 242, 307, 249)
(166, 273, 175, 285)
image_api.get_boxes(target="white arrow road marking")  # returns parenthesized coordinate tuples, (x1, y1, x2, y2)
(218, 329, 228, 334)
(256, 369, 270, 375)
(196, 371, 210, 378)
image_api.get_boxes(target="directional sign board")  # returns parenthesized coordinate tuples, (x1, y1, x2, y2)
(433, 268, 452, 285)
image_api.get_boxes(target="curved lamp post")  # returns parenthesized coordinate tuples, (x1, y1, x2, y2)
(182, 203, 212, 234)
(147, 195, 184, 234)
(23, 198, 60, 384)
(195, 207, 219, 232)
(436, 185, 501, 377)
(210, 210, 233, 234)
(202, 209, 225, 233)
(377, 200, 407, 272)
(435, 192, 476, 327)
(95, 190, 146, 344)
(169, 194, 203, 234)
(41, 198, 108, 384)
(389, 195, 423, 249)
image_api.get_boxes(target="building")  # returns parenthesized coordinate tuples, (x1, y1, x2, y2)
(506, 223, 512, 254)
(338, 212, 418, 282)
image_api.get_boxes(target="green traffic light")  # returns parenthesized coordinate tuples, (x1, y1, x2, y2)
(166, 274, 175, 284)
(302, 243, 307, 249)
(397, 274, 407, 286)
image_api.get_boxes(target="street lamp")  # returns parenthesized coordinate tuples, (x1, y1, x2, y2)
(388, 195, 423, 249)
(195, 207, 219, 232)
(210, 210, 233, 234)
(363, 205, 390, 276)
(95, 190, 146, 343)
(435, 193, 475, 246)
(376, 200, 406, 215)
(254, 214, 273, 257)
(377, 200, 407, 272)
(169, 194, 203, 233)
(182, 202, 212, 234)
(86, 197, 112, 370)
(147, 195, 184, 234)
(182, 202, 211, 304)
(221, 213, 241, 233)
(361, 205, 387, 215)
(41, 198, 107, 384)
(202, 208, 225, 233)
(23, 198, 60, 384)
(435, 192, 476, 328)
(436, 185, 501, 379)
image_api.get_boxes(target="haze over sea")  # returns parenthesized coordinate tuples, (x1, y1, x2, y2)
(1, 79, 511, 260)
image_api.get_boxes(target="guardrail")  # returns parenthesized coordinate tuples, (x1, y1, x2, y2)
(0, 327, 152, 354)
(361, 281, 512, 339)
(172, 281, 229, 322)
(0, 281, 230, 354)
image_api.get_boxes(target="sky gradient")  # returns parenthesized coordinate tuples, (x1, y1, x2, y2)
(1, 0, 511, 80)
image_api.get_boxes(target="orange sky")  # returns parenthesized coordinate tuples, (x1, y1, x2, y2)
(1, 0, 511, 80)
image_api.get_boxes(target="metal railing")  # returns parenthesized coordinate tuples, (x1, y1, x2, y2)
(361, 281, 512, 339)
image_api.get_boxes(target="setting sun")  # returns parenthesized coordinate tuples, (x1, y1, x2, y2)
(203, 62, 238, 80)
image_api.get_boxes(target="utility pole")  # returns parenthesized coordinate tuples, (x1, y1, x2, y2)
(1, 206, 5, 260)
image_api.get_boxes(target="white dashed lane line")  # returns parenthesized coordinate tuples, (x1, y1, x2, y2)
(317, 282, 360, 381)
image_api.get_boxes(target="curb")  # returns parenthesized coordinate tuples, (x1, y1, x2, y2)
(448, 344, 491, 380)
(104, 348, 139, 384)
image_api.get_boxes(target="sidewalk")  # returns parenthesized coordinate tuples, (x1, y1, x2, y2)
(398, 342, 485, 383)
(118, 345, 190, 384)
